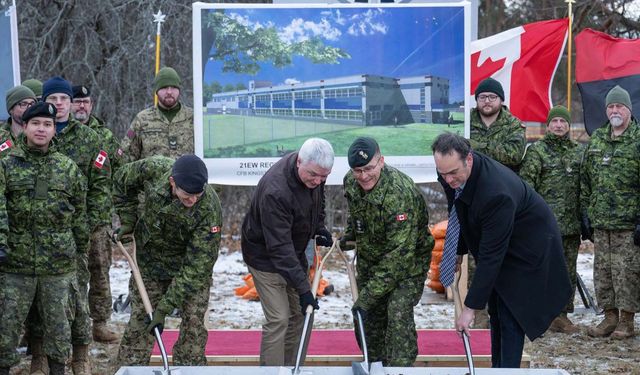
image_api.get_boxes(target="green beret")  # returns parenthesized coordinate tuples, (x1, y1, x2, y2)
(5, 85, 36, 114)
(475, 77, 504, 101)
(21, 79, 43, 98)
(22, 102, 56, 123)
(348, 137, 379, 168)
(154, 67, 181, 93)
(546, 105, 571, 124)
(605, 85, 632, 110)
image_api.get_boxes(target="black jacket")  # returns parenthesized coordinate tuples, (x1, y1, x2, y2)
(241, 152, 326, 294)
(439, 152, 571, 340)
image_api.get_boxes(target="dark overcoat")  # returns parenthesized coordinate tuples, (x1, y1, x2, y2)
(439, 151, 572, 340)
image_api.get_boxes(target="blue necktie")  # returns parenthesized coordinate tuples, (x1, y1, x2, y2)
(440, 188, 462, 287)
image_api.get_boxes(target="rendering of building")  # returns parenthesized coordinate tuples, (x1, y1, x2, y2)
(207, 74, 450, 125)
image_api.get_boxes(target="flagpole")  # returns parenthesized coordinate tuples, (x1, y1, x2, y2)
(153, 10, 166, 106)
(565, 0, 575, 111)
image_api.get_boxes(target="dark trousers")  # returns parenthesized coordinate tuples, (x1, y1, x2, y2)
(487, 291, 525, 368)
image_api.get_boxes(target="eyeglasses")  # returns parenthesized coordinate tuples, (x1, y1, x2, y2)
(73, 99, 91, 106)
(16, 101, 35, 109)
(352, 157, 381, 176)
(477, 94, 499, 102)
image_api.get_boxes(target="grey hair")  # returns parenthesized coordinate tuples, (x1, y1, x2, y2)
(298, 138, 335, 169)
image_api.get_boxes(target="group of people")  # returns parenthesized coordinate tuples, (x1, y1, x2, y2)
(0, 66, 636, 374)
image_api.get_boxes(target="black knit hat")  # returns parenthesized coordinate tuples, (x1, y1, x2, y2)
(172, 154, 208, 194)
(22, 102, 57, 123)
(475, 77, 505, 101)
(42, 76, 73, 100)
(348, 137, 379, 168)
(72, 85, 91, 99)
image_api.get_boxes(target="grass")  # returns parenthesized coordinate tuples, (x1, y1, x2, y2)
(203, 114, 464, 158)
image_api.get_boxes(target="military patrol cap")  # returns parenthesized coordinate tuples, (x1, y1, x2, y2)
(5, 85, 36, 114)
(172, 154, 208, 194)
(42, 76, 73, 100)
(475, 77, 504, 101)
(348, 137, 380, 168)
(547, 105, 571, 124)
(22, 102, 57, 123)
(605, 85, 632, 110)
(154, 67, 181, 93)
(22, 79, 43, 98)
(72, 85, 91, 99)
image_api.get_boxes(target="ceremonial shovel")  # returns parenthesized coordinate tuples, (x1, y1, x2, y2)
(335, 241, 384, 375)
(116, 239, 174, 375)
(452, 269, 475, 375)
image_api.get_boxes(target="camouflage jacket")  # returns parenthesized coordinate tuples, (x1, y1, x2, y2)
(114, 156, 222, 312)
(0, 119, 18, 156)
(84, 115, 125, 174)
(54, 118, 112, 230)
(520, 133, 584, 236)
(0, 135, 88, 275)
(121, 103, 194, 162)
(470, 106, 526, 170)
(580, 118, 640, 230)
(343, 165, 433, 311)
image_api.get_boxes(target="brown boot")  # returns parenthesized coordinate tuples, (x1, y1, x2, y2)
(71, 344, 91, 375)
(610, 311, 636, 339)
(92, 321, 119, 343)
(549, 314, 580, 334)
(30, 339, 49, 375)
(588, 308, 619, 337)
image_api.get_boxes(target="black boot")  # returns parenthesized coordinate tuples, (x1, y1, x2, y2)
(0, 367, 10, 375)
(48, 357, 66, 375)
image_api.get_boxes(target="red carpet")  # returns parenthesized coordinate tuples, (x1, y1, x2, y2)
(152, 329, 491, 357)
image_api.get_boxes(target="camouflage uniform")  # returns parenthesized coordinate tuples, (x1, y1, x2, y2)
(343, 165, 433, 367)
(0, 135, 88, 367)
(580, 119, 640, 312)
(114, 156, 222, 366)
(0, 120, 18, 156)
(84, 114, 124, 325)
(468, 106, 526, 326)
(520, 133, 584, 312)
(120, 103, 194, 162)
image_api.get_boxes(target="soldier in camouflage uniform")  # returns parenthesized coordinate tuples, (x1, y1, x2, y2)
(114, 154, 222, 365)
(342, 137, 433, 367)
(27, 77, 112, 375)
(0, 102, 88, 375)
(520, 106, 583, 334)
(0, 85, 37, 153)
(71, 84, 124, 343)
(581, 86, 640, 339)
(468, 78, 526, 327)
(121, 67, 194, 162)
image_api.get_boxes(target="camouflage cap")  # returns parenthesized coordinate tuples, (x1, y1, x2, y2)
(22, 102, 56, 123)
(154, 67, 181, 93)
(172, 154, 208, 194)
(605, 85, 632, 110)
(5, 85, 36, 114)
(348, 137, 379, 168)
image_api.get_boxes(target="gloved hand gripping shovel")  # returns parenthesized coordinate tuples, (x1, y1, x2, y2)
(452, 270, 475, 375)
(116, 240, 172, 375)
(335, 241, 384, 375)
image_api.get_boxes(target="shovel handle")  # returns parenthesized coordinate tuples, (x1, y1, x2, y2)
(336, 241, 359, 301)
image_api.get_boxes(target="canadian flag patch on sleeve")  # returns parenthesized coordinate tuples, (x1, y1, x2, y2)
(0, 139, 13, 152)
(94, 150, 108, 168)
(211, 226, 220, 233)
(396, 213, 407, 221)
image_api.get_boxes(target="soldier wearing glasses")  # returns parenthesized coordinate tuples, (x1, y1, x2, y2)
(1, 85, 37, 152)
(341, 137, 433, 367)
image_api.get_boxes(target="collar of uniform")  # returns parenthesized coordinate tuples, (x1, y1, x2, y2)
(15, 132, 50, 158)
(543, 132, 572, 147)
(603, 117, 639, 141)
(56, 117, 81, 136)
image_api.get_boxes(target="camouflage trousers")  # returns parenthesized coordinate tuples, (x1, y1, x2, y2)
(27, 253, 91, 345)
(116, 275, 212, 366)
(593, 229, 640, 312)
(88, 225, 113, 323)
(354, 275, 425, 367)
(0, 272, 75, 367)
(561, 235, 580, 313)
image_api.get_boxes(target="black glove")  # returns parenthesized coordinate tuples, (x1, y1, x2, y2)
(299, 291, 319, 315)
(0, 246, 7, 265)
(580, 215, 593, 242)
(339, 234, 356, 251)
(634, 224, 640, 247)
(352, 305, 368, 322)
(315, 228, 333, 247)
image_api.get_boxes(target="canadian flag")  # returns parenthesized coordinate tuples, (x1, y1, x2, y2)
(0, 139, 12, 152)
(470, 19, 568, 122)
(94, 150, 108, 169)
